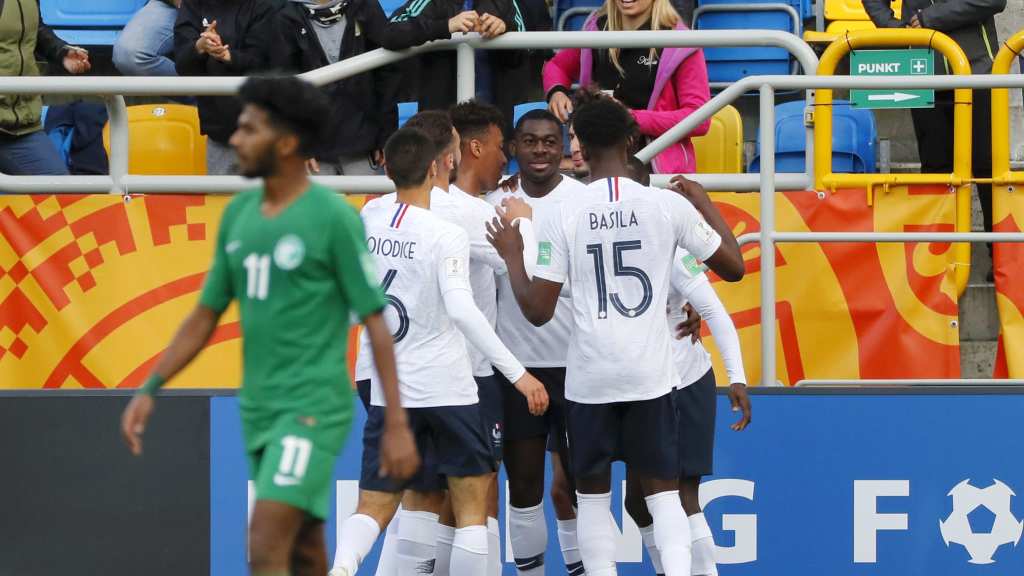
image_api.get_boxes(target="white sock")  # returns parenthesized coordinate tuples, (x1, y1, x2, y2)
(639, 523, 665, 575)
(487, 516, 501, 576)
(373, 507, 401, 576)
(335, 513, 380, 574)
(689, 513, 718, 576)
(556, 518, 585, 576)
(397, 509, 439, 575)
(451, 524, 489, 575)
(434, 524, 456, 576)
(509, 504, 547, 574)
(576, 492, 617, 576)
(645, 491, 692, 576)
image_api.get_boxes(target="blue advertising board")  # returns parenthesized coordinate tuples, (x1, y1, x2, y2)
(210, 391, 1024, 574)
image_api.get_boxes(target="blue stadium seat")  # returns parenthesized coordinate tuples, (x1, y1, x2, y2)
(41, 0, 146, 27)
(697, 0, 813, 20)
(748, 99, 877, 173)
(397, 102, 418, 128)
(555, 0, 602, 30)
(694, 5, 801, 83)
(379, 0, 406, 18)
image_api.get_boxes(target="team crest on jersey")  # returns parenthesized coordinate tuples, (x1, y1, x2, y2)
(273, 234, 305, 270)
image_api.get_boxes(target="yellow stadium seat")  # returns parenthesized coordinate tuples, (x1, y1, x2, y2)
(824, 0, 901, 22)
(693, 105, 743, 174)
(103, 104, 207, 175)
(805, 20, 877, 44)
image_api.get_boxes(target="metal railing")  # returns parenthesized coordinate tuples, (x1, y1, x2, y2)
(4, 29, 1024, 388)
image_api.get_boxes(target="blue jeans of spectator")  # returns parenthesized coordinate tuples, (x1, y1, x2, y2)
(0, 130, 69, 176)
(113, 0, 177, 77)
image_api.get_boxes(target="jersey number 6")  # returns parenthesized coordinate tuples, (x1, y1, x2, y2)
(381, 269, 410, 342)
(586, 240, 653, 319)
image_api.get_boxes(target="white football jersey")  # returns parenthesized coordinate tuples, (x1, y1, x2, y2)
(666, 249, 713, 389)
(534, 176, 722, 404)
(355, 198, 478, 408)
(485, 176, 583, 367)
(450, 185, 504, 377)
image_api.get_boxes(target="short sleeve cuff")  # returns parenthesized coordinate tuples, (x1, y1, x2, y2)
(533, 269, 566, 284)
(694, 233, 722, 263)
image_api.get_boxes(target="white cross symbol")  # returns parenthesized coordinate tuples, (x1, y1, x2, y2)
(911, 59, 927, 74)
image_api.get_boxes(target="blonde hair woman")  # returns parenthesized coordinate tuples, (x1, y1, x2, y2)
(542, 0, 710, 174)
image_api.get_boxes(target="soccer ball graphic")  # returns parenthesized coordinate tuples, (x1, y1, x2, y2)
(939, 479, 1024, 564)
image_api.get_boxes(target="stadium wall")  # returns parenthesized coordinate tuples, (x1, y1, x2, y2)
(2, 389, 1024, 574)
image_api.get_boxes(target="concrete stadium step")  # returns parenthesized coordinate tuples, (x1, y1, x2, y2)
(959, 284, 999, 342)
(961, 340, 998, 379)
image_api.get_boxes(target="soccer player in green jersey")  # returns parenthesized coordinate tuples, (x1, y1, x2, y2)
(120, 76, 419, 576)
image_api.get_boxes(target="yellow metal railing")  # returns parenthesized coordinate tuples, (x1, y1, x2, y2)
(815, 29, 973, 295)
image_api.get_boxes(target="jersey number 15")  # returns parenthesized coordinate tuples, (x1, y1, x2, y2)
(586, 240, 653, 319)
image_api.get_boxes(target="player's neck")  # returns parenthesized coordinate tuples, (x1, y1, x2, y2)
(432, 174, 450, 192)
(396, 183, 432, 209)
(520, 173, 562, 199)
(454, 166, 484, 197)
(262, 163, 311, 214)
(586, 147, 630, 182)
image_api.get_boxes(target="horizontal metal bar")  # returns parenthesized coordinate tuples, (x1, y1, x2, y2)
(650, 172, 811, 191)
(773, 231, 1024, 242)
(0, 174, 113, 193)
(797, 379, 1024, 386)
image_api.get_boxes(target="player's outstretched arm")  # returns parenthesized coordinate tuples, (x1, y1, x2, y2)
(485, 214, 561, 326)
(685, 281, 752, 431)
(669, 175, 745, 282)
(363, 312, 420, 480)
(120, 305, 222, 456)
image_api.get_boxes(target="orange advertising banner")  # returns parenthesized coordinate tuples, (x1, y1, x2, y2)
(0, 187, 960, 389)
(993, 186, 1024, 378)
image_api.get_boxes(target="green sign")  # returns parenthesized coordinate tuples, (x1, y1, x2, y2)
(850, 49, 934, 109)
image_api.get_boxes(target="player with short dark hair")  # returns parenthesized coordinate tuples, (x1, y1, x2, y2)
(485, 108, 589, 576)
(335, 125, 548, 576)
(120, 75, 419, 576)
(487, 97, 745, 576)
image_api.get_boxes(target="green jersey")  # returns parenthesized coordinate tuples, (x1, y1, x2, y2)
(200, 183, 385, 451)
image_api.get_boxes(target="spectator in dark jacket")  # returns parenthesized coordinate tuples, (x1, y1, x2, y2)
(0, 0, 90, 176)
(174, 0, 279, 174)
(382, 0, 524, 111)
(864, 0, 1005, 261)
(271, 0, 400, 175)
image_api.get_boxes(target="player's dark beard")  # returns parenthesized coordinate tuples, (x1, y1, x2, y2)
(240, 143, 280, 179)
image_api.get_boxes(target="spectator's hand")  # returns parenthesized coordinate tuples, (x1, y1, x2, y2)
(449, 10, 478, 34)
(909, 13, 922, 28)
(477, 13, 506, 38)
(209, 44, 232, 63)
(196, 20, 222, 54)
(549, 91, 573, 123)
(371, 149, 384, 169)
(62, 47, 91, 74)
(306, 158, 321, 174)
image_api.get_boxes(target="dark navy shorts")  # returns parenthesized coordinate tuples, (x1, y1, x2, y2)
(674, 368, 717, 478)
(499, 367, 569, 453)
(477, 374, 504, 462)
(358, 385, 496, 493)
(357, 379, 371, 412)
(566, 392, 680, 481)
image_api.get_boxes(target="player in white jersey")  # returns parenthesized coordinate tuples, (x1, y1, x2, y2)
(486, 99, 746, 576)
(486, 108, 588, 576)
(333, 127, 548, 576)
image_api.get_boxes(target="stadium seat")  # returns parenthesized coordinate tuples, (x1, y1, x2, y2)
(378, 0, 405, 18)
(102, 104, 207, 175)
(824, 0, 901, 21)
(692, 105, 743, 174)
(555, 0, 602, 30)
(41, 0, 146, 45)
(397, 102, 418, 128)
(694, 4, 801, 84)
(697, 0, 812, 21)
(748, 99, 877, 173)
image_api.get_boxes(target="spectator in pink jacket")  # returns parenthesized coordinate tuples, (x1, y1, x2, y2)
(542, 0, 710, 174)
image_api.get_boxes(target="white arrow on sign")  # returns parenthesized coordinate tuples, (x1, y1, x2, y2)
(867, 92, 919, 102)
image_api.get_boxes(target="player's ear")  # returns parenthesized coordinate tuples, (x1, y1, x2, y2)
(277, 132, 300, 159)
(471, 138, 484, 159)
(508, 139, 518, 157)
